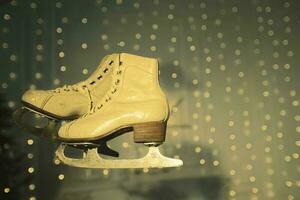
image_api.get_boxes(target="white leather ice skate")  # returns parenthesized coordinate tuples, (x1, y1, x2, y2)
(55, 53, 183, 169)
(14, 54, 118, 137)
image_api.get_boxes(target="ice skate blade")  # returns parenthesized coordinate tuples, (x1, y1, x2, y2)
(55, 144, 183, 169)
(16, 106, 57, 120)
(13, 107, 58, 138)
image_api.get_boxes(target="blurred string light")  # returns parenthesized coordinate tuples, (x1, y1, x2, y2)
(0, 0, 299, 199)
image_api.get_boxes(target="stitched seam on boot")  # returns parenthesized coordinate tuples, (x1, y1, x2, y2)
(40, 94, 54, 109)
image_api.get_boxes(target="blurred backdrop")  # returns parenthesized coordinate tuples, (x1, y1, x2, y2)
(0, 0, 299, 200)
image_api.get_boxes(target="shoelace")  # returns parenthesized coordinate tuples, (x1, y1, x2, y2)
(53, 59, 114, 112)
(53, 83, 94, 111)
(84, 54, 122, 116)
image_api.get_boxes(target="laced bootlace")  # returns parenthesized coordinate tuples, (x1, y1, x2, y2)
(52, 59, 114, 112)
(84, 54, 123, 116)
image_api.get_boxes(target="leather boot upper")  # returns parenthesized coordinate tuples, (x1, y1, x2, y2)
(59, 53, 169, 140)
(21, 54, 118, 119)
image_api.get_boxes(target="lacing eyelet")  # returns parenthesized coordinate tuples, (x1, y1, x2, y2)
(115, 79, 120, 85)
(117, 70, 122, 75)
(90, 81, 96, 85)
(97, 75, 103, 80)
(103, 68, 108, 73)
(106, 96, 111, 102)
(109, 60, 113, 65)
(111, 88, 117, 94)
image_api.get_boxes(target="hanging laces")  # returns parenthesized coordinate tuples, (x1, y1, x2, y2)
(52, 58, 114, 113)
(85, 54, 123, 116)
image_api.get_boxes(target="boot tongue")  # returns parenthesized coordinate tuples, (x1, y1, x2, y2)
(87, 54, 111, 81)
(88, 54, 120, 80)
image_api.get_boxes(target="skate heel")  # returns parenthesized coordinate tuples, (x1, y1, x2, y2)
(133, 121, 167, 143)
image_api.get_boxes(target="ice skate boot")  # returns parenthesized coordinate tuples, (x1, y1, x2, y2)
(14, 54, 119, 138)
(56, 53, 183, 169)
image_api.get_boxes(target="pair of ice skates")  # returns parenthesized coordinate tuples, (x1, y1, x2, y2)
(14, 53, 183, 169)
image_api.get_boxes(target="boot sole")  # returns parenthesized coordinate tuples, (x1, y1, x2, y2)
(21, 100, 79, 120)
(59, 121, 167, 144)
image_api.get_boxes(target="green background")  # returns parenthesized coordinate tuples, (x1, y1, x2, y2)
(0, 0, 299, 200)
